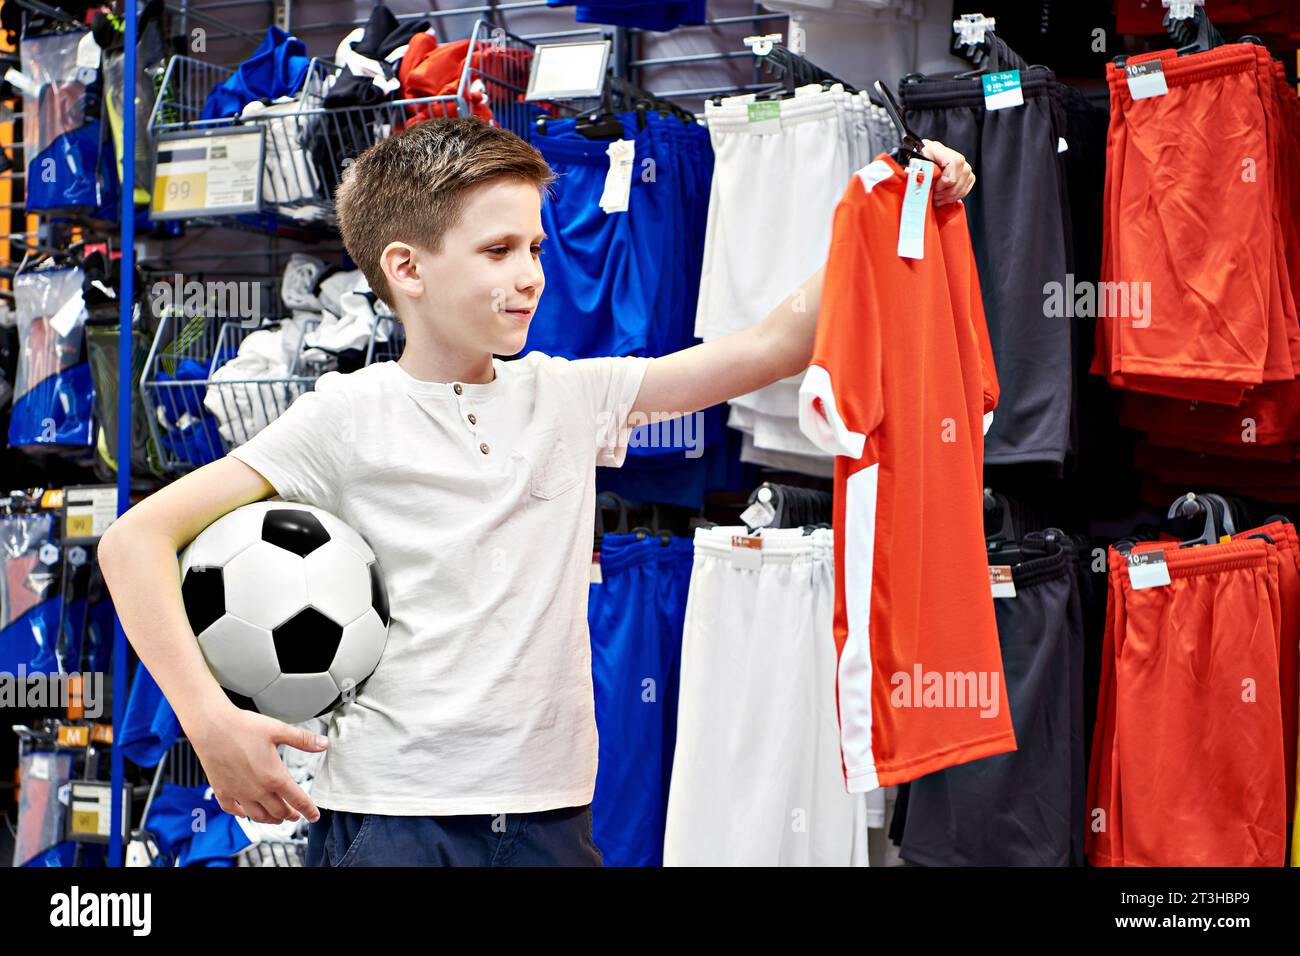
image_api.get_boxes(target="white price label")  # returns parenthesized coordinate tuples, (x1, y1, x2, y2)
(151, 128, 265, 219)
(1126, 60, 1169, 100)
(1126, 550, 1172, 590)
(990, 565, 1017, 598)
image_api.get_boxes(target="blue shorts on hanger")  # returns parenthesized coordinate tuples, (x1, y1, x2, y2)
(587, 532, 693, 865)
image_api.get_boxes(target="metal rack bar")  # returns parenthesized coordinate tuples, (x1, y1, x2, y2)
(110, 0, 140, 871)
(161, 0, 266, 43)
(630, 50, 756, 68)
(623, 3, 790, 107)
(288, 1, 554, 34)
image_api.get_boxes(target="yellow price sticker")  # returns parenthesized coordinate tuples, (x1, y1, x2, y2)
(67, 513, 94, 537)
(153, 171, 207, 214)
(70, 810, 100, 834)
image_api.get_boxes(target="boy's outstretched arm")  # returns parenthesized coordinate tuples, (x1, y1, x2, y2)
(631, 264, 826, 421)
(632, 140, 974, 421)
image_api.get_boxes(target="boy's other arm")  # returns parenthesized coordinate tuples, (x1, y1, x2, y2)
(98, 456, 327, 824)
(631, 264, 825, 421)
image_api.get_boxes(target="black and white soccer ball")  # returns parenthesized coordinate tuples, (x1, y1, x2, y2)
(179, 501, 390, 724)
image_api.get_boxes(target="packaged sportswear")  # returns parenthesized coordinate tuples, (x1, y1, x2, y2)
(19, 30, 111, 212)
(663, 526, 872, 866)
(798, 156, 1016, 790)
(8, 264, 96, 449)
(0, 511, 62, 674)
(13, 751, 74, 866)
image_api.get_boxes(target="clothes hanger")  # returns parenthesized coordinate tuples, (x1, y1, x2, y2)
(873, 80, 928, 166)
(744, 482, 783, 533)
(631, 502, 663, 540)
(1199, 492, 1236, 535)
(1166, 492, 1221, 548)
(984, 488, 1016, 545)
(954, 27, 1002, 79)
(573, 80, 627, 141)
(1166, 3, 1224, 54)
(594, 491, 631, 552)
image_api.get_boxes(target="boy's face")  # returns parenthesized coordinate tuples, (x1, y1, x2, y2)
(409, 177, 546, 358)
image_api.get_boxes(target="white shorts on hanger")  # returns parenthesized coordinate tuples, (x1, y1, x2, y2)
(695, 89, 851, 343)
(738, 432, 836, 478)
(664, 526, 874, 866)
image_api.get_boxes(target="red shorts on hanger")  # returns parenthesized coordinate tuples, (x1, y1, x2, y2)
(1089, 537, 1288, 866)
(1097, 45, 1289, 394)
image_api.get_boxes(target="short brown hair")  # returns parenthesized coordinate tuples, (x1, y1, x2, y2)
(334, 117, 557, 308)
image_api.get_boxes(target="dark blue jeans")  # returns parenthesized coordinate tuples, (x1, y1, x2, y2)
(304, 804, 604, 866)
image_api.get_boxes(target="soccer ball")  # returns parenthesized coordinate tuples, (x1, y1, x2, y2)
(179, 501, 390, 723)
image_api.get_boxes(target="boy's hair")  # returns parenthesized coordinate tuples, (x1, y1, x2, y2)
(334, 117, 557, 308)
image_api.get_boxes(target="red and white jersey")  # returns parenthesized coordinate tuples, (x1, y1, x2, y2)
(799, 154, 1016, 791)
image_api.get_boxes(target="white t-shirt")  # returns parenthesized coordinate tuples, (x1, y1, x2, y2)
(226, 350, 652, 815)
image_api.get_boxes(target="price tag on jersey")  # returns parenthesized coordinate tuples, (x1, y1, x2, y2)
(590, 551, 603, 584)
(1126, 550, 1172, 590)
(1125, 60, 1169, 100)
(151, 126, 265, 219)
(898, 158, 935, 260)
(982, 70, 1024, 110)
(989, 565, 1017, 598)
(730, 534, 763, 570)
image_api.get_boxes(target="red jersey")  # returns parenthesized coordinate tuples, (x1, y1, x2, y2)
(799, 155, 1016, 791)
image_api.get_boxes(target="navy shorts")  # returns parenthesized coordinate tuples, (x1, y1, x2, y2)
(304, 804, 603, 867)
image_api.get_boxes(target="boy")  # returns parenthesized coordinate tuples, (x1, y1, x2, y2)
(99, 117, 973, 866)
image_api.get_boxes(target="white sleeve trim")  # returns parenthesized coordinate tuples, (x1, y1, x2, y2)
(798, 363, 867, 459)
(983, 410, 994, 436)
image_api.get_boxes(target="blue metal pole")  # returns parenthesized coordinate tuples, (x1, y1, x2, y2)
(110, 0, 139, 869)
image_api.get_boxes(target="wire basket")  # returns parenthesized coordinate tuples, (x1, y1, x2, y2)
(139, 312, 314, 474)
(147, 19, 543, 229)
(139, 304, 399, 474)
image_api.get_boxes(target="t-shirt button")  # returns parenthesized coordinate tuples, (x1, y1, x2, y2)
(453, 383, 463, 395)
(479, 442, 490, 455)
(467, 413, 477, 425)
